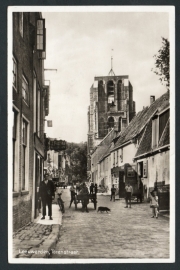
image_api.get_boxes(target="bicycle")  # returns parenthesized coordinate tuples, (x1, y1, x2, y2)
(57, 192, 65, 213)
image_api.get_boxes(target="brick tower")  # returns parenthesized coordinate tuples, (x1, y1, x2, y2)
(87, 60, 136, 155)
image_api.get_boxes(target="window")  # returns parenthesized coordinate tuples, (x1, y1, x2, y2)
(19, 12, 23, 37)
(13, 110, 18, 191)
(108, 117, 114, 129)
(107, 81, 115, 105)
(36, 19, 45, 51)
(116, 150, 119, 164)
(22, 119, 28, 190)
(13, 56, 17, 90)
(22, 76, 29, 104)
(113, 152, 115, 166)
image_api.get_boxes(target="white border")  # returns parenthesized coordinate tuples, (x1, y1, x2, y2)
(8, 5, 175, 264)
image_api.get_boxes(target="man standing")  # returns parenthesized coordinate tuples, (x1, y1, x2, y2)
(69, 183, 76, 208)
(110, 184, 116, 202)
(39, 173, 55, 220)
(89, 182, 94, 194)
(124, 182, 133, 208)
(80, 183, 89, 212)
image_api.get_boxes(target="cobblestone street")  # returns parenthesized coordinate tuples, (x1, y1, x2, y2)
(52, 188, 169, 259)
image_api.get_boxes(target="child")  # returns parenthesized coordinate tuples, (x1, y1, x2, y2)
(150, 190, 159, 219)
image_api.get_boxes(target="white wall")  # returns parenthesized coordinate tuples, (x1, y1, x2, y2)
(148, 150, 170, 188)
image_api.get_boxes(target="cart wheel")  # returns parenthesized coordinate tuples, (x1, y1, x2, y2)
(94, 202, 96, 210)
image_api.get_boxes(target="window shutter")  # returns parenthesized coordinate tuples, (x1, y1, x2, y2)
(143, 160, 148, 178)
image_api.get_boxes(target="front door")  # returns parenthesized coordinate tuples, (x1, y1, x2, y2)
(119, 171, 125, 198)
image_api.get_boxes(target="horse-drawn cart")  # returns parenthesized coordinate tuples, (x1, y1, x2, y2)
(74, 193, 97, 210)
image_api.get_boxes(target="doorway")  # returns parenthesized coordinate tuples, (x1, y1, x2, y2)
(119, 171, 125, 198)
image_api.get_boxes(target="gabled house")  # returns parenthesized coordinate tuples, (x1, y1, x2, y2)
(110, 92, 170, 201)
(134, 95, 170, 208)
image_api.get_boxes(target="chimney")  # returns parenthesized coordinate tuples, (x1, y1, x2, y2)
(150, 95, 155, 105)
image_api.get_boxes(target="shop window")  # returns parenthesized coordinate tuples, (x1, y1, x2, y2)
(13, 56, 17, 90)
(22, 75, 29, 105)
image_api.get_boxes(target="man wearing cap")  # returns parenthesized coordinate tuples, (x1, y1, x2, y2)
(39, 174, 55, 220)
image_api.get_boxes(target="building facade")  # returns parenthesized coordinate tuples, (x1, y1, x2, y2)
(12, 12, 49, 230)
(91, 91, 170, 210)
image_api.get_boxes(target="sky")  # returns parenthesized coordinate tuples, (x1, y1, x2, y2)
(42, 10, 169, 143)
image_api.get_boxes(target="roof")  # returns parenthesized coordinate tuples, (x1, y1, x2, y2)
(135, 120, 152, 157)
(99, 143, 114, 162)
(112, 91, 170, 151)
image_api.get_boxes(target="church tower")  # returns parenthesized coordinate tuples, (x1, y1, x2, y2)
(87, 58, 136, 155)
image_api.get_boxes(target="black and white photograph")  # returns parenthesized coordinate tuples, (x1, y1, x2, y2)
(8, 6, 175, 263)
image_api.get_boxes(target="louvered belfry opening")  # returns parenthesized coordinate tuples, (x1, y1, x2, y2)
(107, 80, 115, 109)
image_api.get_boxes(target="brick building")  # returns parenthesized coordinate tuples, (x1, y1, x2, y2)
(12, 12, 49, 230)
(87, 66, 136, 173)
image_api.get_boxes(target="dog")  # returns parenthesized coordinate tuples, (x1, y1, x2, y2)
(97, 206, 111, 213)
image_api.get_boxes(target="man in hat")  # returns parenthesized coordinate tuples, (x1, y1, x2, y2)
(39, 173, 55, 220)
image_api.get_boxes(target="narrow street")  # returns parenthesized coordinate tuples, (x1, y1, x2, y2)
(52, 188, 169, 259)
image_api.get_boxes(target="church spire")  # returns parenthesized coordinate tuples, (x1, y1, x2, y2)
(108, 49, 115, 76)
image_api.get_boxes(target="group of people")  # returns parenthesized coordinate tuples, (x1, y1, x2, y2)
(110, 183, 133, 208)
(39, 173, 159, 220)
(69, 182, 98, 212)
(110, 182, 159, 218)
